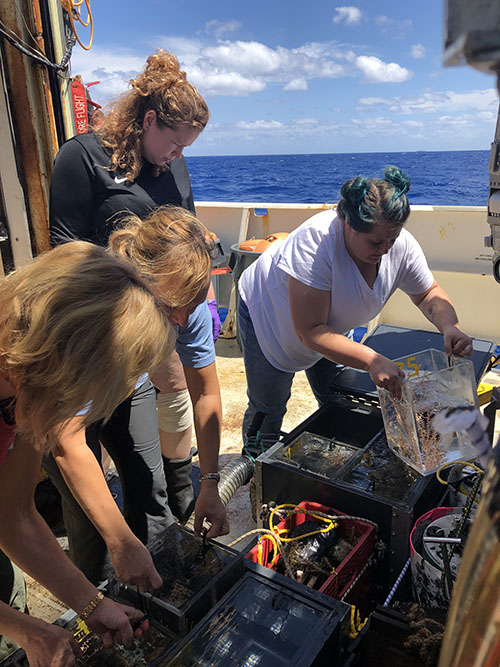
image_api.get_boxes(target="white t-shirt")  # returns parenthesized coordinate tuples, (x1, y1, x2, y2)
(238, 210, 434, 373)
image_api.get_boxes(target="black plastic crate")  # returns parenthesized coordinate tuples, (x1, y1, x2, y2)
(162, 560, 350, 666)
(110, 523, 244, 636)
(0, 649, 26, 667)
(255, 398, 443, 578)
(283, 389, 384, 450)
(272, 391, 383, 482)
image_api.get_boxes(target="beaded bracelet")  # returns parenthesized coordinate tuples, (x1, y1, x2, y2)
(79, 591, 105, 621)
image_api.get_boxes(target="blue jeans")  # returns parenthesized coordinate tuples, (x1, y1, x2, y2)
(238, 298, 346, 443)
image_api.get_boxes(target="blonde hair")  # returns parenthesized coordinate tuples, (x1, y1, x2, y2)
(0, 242, 174, 448)
(96, 50, 209, 181)
(108, 206, 212, 311)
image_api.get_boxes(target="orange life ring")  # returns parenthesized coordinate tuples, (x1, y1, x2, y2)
(253, 233, 289, 253)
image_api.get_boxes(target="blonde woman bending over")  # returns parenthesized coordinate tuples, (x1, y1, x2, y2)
(44, 206, 229, 595)
(0, 241, 172, 666)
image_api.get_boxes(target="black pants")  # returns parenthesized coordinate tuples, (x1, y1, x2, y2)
(43, 380, 174, 584)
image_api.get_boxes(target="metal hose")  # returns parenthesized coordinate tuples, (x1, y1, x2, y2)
(217, 456, 255, 506)
(185, 456, 255, 531)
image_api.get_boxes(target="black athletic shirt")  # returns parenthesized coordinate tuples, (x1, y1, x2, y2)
(49, 131, 195, 247)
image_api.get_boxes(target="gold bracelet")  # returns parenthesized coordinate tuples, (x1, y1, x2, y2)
(79, 591, 105, 621)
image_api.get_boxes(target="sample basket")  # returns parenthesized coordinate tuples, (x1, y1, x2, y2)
(0, 608, 177, 667)
(110, 523, 244, 636)
(274, 431, 361, 480)
(378, 349, 478, 476)
(246, 501, 375, 600)
(163, 565, 349, 666)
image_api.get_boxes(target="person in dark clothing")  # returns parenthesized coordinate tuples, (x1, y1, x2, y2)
(47, 50, 228, 589)
(49, 131, 196, 247)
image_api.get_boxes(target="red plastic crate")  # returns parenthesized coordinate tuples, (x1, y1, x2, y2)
(246, 501, 375, 600)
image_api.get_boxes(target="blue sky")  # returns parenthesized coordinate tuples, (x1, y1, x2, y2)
(71, 1, 499, 156)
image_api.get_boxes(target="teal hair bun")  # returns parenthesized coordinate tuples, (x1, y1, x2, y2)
(384, 165, 410, 197)
(341, 175, 368, 205)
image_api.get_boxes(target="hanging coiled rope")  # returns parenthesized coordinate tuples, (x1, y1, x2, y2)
(61, 0, 94, 51)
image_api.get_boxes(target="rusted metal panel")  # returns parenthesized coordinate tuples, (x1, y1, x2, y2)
(33, 0, 59, 155)
(0, 0, 60, 258)
(0, 52, 33, 269)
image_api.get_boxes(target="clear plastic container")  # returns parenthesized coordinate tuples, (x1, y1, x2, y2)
(377, 349, 478, 475)
(273, 431, 359, 479)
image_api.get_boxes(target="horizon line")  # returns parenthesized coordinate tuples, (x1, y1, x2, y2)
(185, 148, 489, 158)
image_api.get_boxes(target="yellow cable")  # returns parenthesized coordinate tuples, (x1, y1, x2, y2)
(349, 605, 368, 639)
(269, 503, 338, 542)
(257, 533, 279, 568)
(228, 528, 295, 578)
(258, 538, 264, 565)
(61, 0, 94, 50)
(435, 460, 484, 486)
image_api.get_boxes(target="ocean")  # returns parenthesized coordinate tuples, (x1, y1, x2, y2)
(186, 150, 490, 206)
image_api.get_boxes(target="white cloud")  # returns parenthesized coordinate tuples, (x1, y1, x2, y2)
(189, 69, 267, 97)
(186, 40, 352, 95)
(403, 120, 424, 128)
(204, 41, 282, 75)
(294, 117, 321, 127)
(355, 56, 413, 83)
(68, 49, 147, 104)
(432, 113, 496, 136)
(158, 36, 205, 60)
(374, 15, 412, 37)
(205, 20, 241, 38)
(234, 120, 285, 130)
(351, 116, 393, 132)
(298, 42, 356, 63)
(202, 41, 344, 79)
(357, 88, 497, 113)
(410, 43, 426, 59)
(193, 109, 493, 152)
(450, 89, 498, 109)
(477, 110, 496, 122)
(71, 38, 412, 103)
(284, 78, 308, 91)
(333, 6, 362, 25)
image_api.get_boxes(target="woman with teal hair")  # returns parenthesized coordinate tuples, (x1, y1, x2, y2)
(238, 166, 473, 441)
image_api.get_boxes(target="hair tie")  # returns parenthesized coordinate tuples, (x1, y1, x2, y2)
(346, 177, 368, 205)
(392, 182, 408, 200)
(356, 185, 367, 202)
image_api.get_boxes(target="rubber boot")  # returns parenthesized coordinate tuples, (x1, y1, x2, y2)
(162, 453, 196, 524)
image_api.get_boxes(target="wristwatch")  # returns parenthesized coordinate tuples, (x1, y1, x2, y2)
(199, 472, 220, 482)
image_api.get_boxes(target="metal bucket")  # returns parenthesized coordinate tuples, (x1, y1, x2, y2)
(228, 243, 263, 346)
